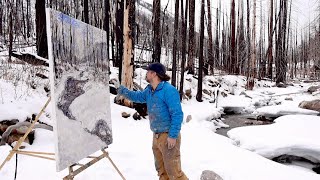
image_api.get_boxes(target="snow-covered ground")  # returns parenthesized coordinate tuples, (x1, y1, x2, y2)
(1, 56, 320, 179)
(1, 94, 320, 180)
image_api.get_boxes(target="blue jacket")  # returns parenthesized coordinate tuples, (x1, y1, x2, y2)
(118, 81, 183, 139)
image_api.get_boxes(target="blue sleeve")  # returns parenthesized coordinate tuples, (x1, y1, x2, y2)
(165, 87, 183, 139)
(118, 85, 147, 103)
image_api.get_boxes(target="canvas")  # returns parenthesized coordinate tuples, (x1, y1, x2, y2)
(46, 8, 112, 172)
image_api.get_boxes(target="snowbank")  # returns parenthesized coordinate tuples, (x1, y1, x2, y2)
(228, 115, 320, 164)
(254, 105, 319, 118)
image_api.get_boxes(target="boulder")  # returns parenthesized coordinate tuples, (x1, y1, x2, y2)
(299, 100, 320, 112)
(133, 112, 141, 120)
(284, 97, 293, 101)
(203, 89, 211, 96)
(308, 85, 320, 93)
(200, 170, 223, 180)
(185, 89, 192, 99)
(121, 112, 131, 118)
(186, 115, 192, 123)
(275, 82, 287, 88)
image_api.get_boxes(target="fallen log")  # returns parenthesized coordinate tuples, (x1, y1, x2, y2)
(0, 122, 53, 145)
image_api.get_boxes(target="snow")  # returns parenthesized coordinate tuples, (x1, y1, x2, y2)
(1, 63, 320, 179)
(228, 115, 320, 164)
(0, 79, 52, 125)
(254, 105, 319, 117)
(0, 84, 320, 179)
(1, 97, 320, 180)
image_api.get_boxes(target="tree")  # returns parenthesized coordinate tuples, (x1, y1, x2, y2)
(275, 0, 288, 84)
(186, 0, 195, 74)
(104, 0, 110, 61)
(84, 0, 89, 24)
(27, 0, 31, 38)
(267, 0, 274, 79)
(258, 0, 266, 79)
(121, 0, 135, 107)
(179, 0, 188, 99)
(230, 0, 237, 74)
(207, 0, 214, 75)
(152, 0, 161, 62)
(35, 0, 48, 58)
(215, 1, 221, 70)
(246, 0, 251, 78)
(237, 0, 246, 75)
(171, 0, 180, 87)
(247, 0, 256, 90)
(8, 1, 13, 62)
(0, 0, 3, 36)
(196, 0, 205, 102)
(115, 0, 124, 81)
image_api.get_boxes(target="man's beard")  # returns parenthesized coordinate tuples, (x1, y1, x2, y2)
(146, 76, 150, 83)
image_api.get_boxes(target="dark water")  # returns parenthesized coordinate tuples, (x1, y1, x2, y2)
(215, 114, 272, 137)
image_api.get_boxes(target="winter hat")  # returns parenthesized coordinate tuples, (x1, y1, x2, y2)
(146, 62, 171, 81)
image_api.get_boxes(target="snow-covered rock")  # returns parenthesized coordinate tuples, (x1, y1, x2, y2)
(254, 105, 319, 118)
(228, 115, 320, 164)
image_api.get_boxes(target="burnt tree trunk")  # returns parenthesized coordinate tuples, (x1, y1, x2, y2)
(152, 0, 161, 62)
(186, 0, 195, 74)
(171, 0, 179, 87)
(179, 0, 188, 99)
(84, 0, 89, 24)
(267, 0, 274, 79)
(115, 0, 124, 81)
(196, 0, 205, 102)
(207, 0, 214, 75)
(35, 0, 48, 58)
(104, 0, 110, 61)
(230, 0, 237, 74)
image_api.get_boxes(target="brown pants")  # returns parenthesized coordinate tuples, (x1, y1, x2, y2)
(152, 133, 188, 180)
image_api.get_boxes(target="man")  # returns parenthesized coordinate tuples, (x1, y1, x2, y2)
(117, 62, 188, 180)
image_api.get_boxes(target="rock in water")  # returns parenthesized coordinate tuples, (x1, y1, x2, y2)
(200, 170, 223, 180)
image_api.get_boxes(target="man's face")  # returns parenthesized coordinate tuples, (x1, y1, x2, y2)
(146, 70, 156, 83)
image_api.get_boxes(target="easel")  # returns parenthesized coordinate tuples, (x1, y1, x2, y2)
(0, 97, 126, 180)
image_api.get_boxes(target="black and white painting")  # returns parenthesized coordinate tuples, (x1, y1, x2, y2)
(46, 8, 112, 172)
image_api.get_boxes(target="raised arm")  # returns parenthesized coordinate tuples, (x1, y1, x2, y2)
(118, 85, 148, 103)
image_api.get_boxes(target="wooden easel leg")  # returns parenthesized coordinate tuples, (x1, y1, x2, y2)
(101, 149, 126, 180)
(63, 152, 107, 180)
(63, 150, 126, 180)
